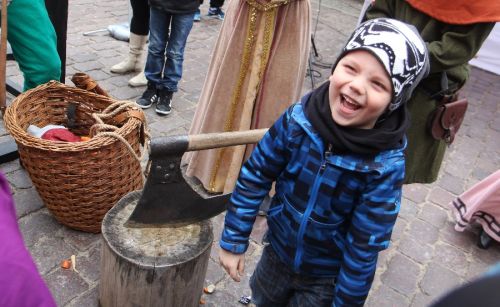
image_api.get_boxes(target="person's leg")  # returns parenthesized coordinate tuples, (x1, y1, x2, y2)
(250, 245, 294, 306)
(144, 8, 171, 86)
(137, 7, 170, 108)
(207, 0, 225, 19)
(287, 275, 336, 307)
(209, 0, 224, 7)
(160, 13, 194, 93)
(154, 12, 194, 115)
(129, 0, 150, 35)
(7, 0, 61, 91)
(112, 0, 150, 75)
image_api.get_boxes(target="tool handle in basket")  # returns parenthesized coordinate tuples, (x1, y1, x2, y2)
(149, 129, 268, 157)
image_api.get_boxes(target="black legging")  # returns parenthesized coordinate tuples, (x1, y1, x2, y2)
(199, 0, 225, 7)
(130, 0, 150, 35)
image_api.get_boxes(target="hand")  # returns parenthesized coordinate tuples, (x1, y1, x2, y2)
(219, 248, 245, 282)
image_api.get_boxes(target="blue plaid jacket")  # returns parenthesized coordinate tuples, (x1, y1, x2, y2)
(220, 102, 405, 306)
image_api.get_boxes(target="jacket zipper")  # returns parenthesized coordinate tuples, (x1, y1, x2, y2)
(293, 144, 332, 272)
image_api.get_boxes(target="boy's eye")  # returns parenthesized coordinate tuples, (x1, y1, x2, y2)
(372, 80, 389, 91)
(344, 64, 355, 71)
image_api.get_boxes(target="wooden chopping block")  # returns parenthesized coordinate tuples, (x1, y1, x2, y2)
(99, 191, 213, 307)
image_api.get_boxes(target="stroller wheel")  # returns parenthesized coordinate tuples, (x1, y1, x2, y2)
(477, 229, 493, 249)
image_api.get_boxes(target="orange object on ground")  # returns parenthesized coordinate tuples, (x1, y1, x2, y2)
(61, 259, 71, 269)
(406, 0, 500, 24)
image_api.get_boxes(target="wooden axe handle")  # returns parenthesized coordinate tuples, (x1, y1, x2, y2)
(0, 0, 8, 116)
(149, 128, 269, 157)
(187, 128, 268, 151)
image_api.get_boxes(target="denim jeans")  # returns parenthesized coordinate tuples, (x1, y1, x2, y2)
(145, 7, 194, 92)
(250, 245, 336, 307)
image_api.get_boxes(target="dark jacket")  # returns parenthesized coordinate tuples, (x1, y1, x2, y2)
(221, 99, 406, 306)
(148, 0, 199, 14)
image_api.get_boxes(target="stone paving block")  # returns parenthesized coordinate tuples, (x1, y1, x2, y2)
(391, 216, 408, 242)
(18, 209, 63, 247)
(428, 187, 456, 209)
(200, 287, 241, 307)
(5, 169, 33, 189)
(420, 263, 462, 298)
(67, 285, 99, 307)
(439, 222, 476, 253)
(29, 236, 78, 275)
(108, 84, 143, 100)
(418, 203, 449, 229)
(250, 216, 268, 244)
(402, 184, 428, 204)
(437, 172, 466, 195)
(44, 269, 89, 306)
(149, 115, 190, 134)
(381, 253, 421, 296)
(58, 227, 100, 252)
(83, 69, 111, 81)
(411, 292, 435, 307)
(471, 244, 500, 266)
(398, 198, 420, 221)
(205, 258, 227, 286)
(465, 259, 493, 281)
(13, 187, 44, 218)
(366, 284, 410, 307)
(76, 244, 102, 283)
(433, 242, 469, 277)
(408, 219, 439, 245)
(397, 236, 434, 264)
(73, 61, 105, 72)
(0, 159, 22, 174)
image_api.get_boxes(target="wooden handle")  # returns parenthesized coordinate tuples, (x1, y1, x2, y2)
(0, 0, 8, 115)
(187, 128, 268, 151)
(149, 129, 269, 157)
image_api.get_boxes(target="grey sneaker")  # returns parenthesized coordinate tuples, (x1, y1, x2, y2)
(136, 83, 158, 109)
(155, 89, 173, 116)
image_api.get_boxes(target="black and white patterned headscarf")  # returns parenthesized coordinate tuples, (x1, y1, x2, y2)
(335, 18, 430, 112)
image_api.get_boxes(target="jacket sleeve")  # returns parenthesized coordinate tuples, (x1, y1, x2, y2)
(425, 23, 494, 74)
(220, 107, 294, 254)
(334, 159, 404, 307)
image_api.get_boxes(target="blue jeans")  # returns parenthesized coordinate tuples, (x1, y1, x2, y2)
(250, 245, 336, 307)
(145, 7, 194, 92)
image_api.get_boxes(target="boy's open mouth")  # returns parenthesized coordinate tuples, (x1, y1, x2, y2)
(341, 94, 361, 111)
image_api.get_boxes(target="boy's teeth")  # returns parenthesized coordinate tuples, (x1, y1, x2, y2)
(342, 95, 359, 108)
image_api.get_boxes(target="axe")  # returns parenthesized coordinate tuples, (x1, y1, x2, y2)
(126, 128, 268, 228)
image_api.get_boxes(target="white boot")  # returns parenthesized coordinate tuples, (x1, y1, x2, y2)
(128, 71, 147, 87)
(110, 33, 148, 74)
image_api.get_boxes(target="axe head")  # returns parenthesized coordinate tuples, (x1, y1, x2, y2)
(126, 136, 230, 228)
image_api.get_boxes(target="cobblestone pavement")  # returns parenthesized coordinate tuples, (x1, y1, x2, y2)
(1, 0, 499, 306)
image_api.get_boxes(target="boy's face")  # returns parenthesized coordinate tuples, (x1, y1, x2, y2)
(329, 50, 392, 129)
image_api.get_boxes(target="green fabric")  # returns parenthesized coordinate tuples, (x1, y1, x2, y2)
(7, 0, 61, 91)
(365, 0, 495, 183)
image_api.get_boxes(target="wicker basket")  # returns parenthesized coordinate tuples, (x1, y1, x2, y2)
(4, 81, 146, 233)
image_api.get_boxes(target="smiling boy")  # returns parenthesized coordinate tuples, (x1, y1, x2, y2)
(219, 18, 429, 306)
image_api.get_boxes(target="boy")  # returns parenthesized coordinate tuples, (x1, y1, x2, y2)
(219, 18, 429, 306)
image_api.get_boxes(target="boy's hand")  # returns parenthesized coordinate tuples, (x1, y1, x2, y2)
(219, 249, 245, 282)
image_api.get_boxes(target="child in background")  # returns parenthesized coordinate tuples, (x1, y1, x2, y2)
(219, 18, 429, 306)
(136, 0, 198, 115)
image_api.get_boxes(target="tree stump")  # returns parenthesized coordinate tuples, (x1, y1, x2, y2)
(99, 191, 213, 307)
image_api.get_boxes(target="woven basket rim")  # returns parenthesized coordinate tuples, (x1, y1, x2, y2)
(4, 81, 144, 152)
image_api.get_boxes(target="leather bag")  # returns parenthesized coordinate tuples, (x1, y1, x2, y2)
(428, 98, 468, 144)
